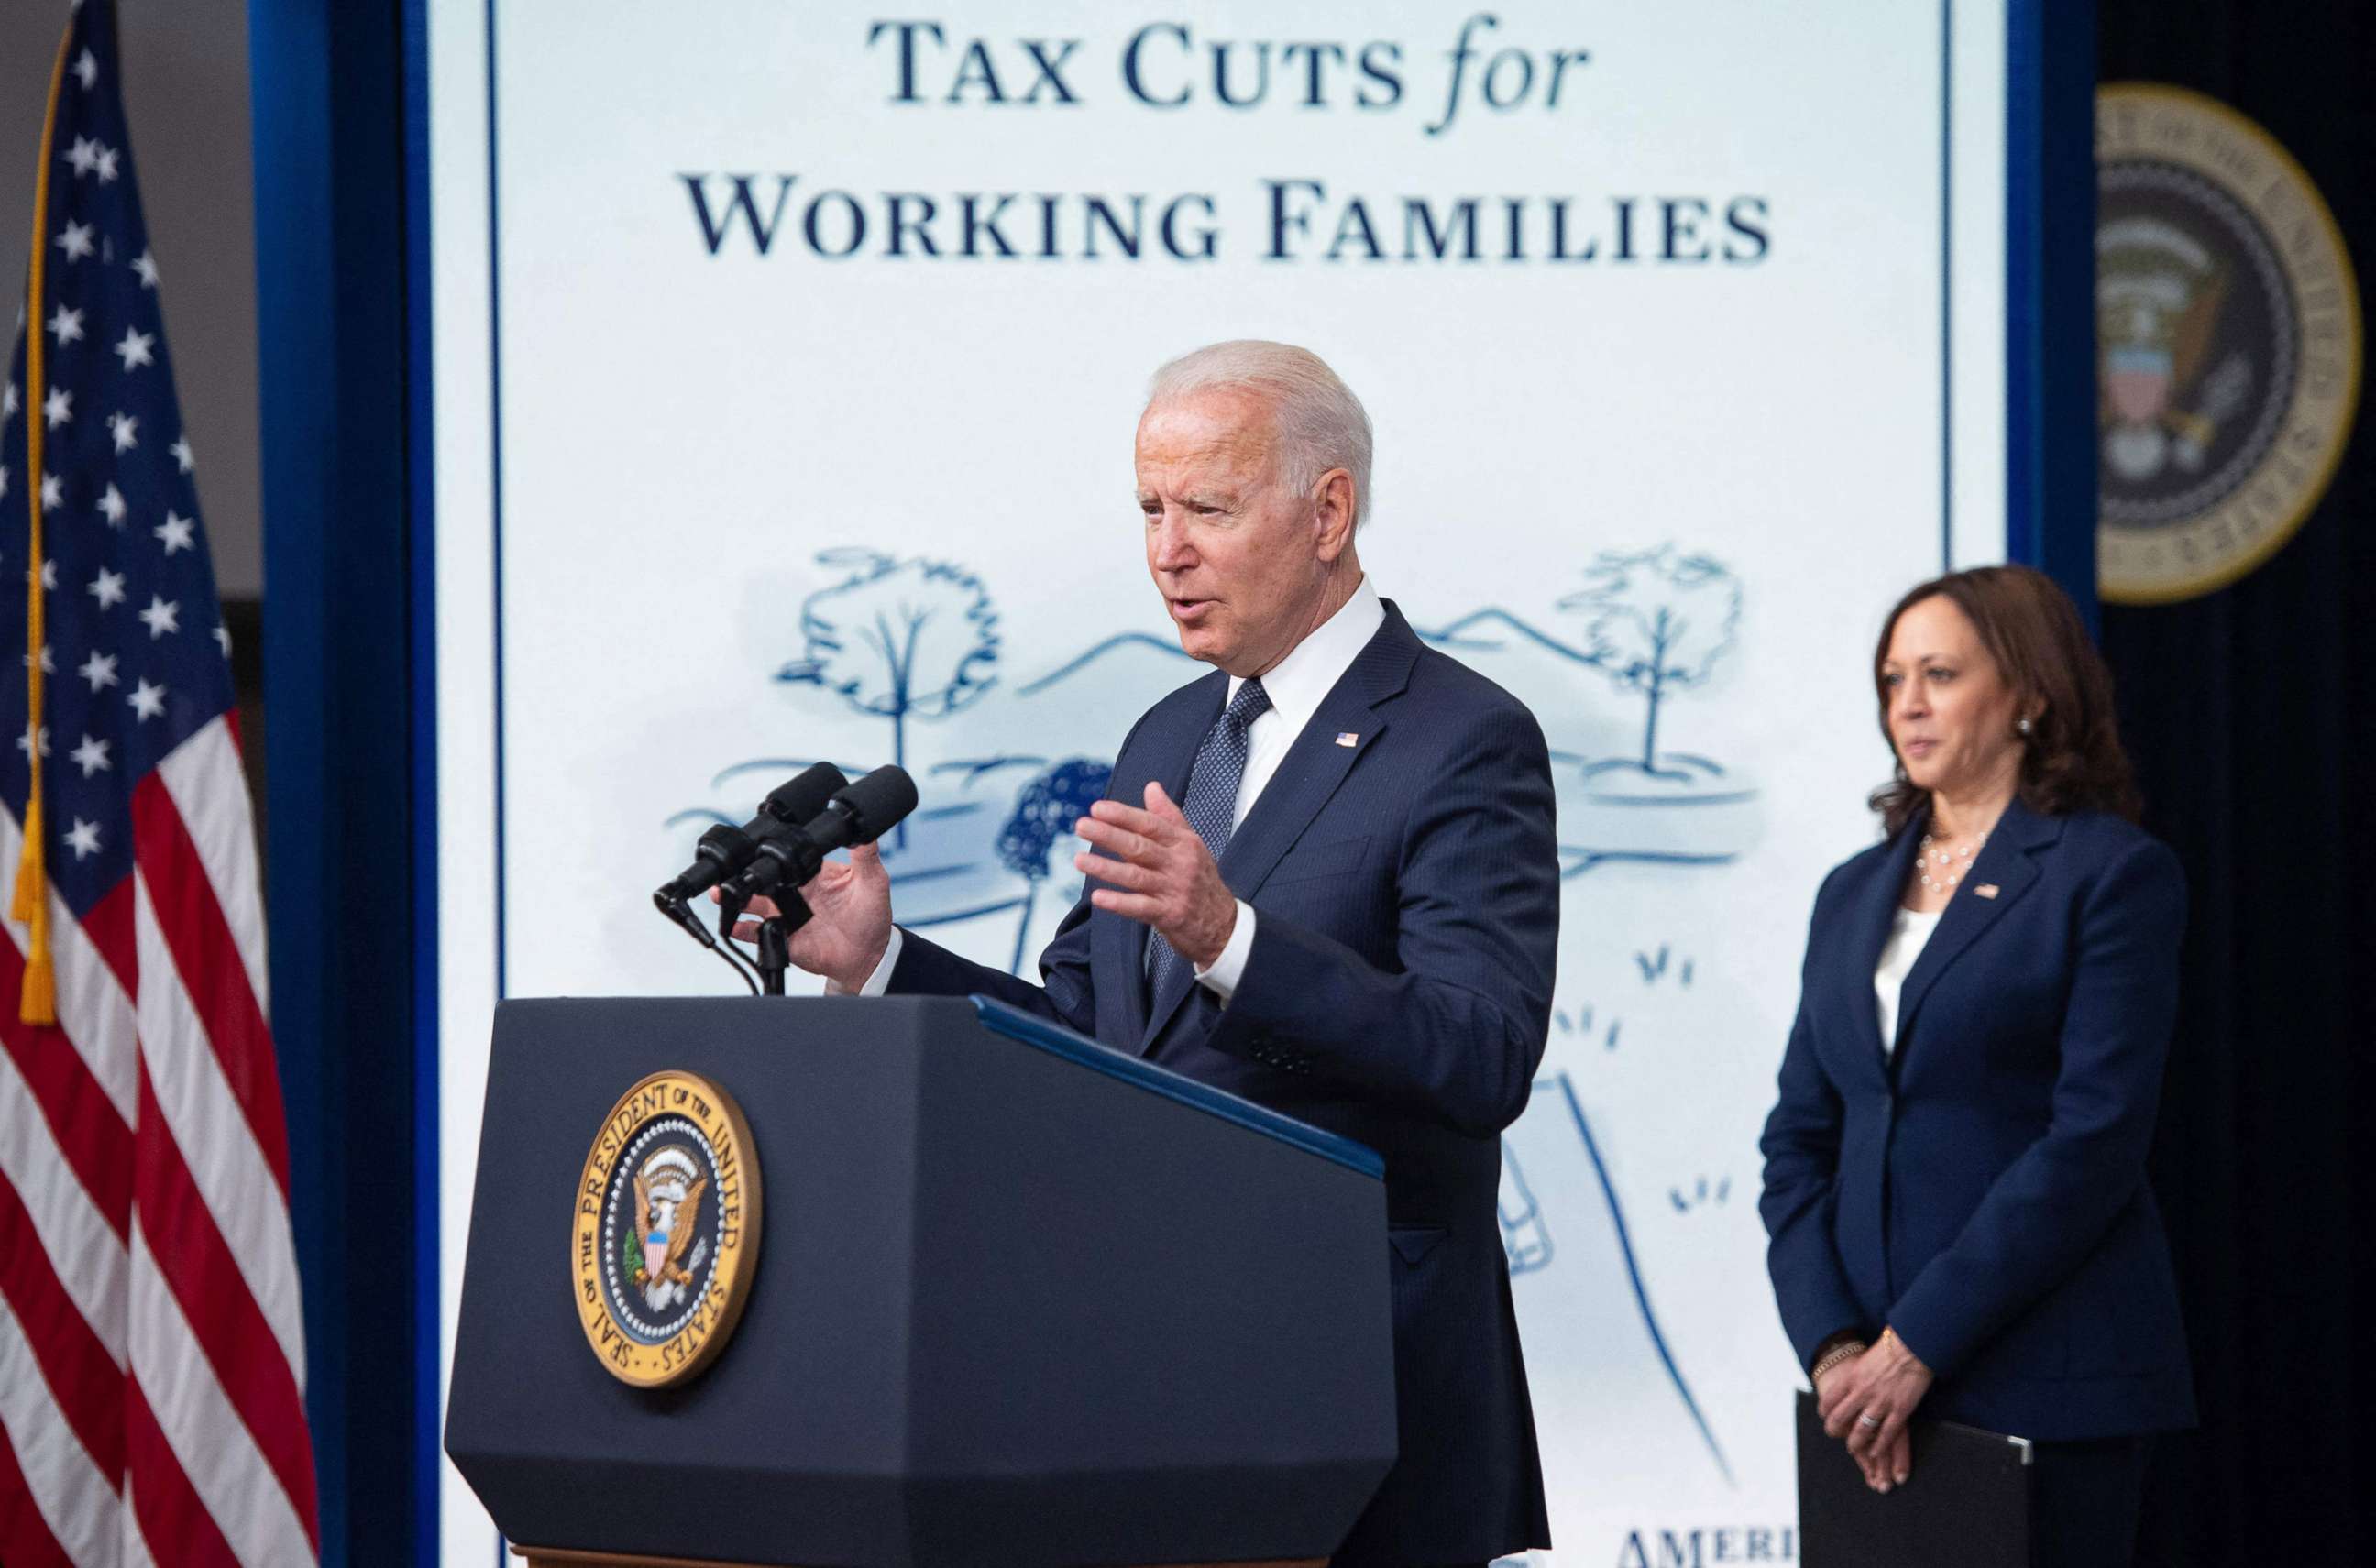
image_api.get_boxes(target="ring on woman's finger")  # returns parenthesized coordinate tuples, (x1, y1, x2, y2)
(1856, 1412, 1883, 1429)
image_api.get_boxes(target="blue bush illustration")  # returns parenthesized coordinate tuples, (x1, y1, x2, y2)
(1499, 1138, 1554, 1276)
(1558, 546, 1740, 777)
(994, 757, 1112, 974)
(778, 550, 1000, 845)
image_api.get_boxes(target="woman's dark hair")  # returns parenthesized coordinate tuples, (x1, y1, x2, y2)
(1868, 565, 2140, 836)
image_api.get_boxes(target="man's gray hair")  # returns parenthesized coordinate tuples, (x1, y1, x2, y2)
(1147, 340, 1375, 527)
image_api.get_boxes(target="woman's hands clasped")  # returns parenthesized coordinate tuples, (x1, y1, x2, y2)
(1817, 1328, 1935, 1493)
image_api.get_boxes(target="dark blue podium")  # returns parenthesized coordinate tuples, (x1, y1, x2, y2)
(445, 995, 1396, 1568)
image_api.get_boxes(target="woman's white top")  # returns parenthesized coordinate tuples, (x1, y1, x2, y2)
(1874, 906, 1945, 1055)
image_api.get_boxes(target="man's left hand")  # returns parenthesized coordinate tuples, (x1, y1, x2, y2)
(1073, 783, 1238, 968)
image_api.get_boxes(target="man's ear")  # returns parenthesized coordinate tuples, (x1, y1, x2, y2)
(1313, 468, 1358, 562)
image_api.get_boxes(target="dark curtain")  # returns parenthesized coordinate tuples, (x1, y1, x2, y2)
(2096, 4, 2376, 1563)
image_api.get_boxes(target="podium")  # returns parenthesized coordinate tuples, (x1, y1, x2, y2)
(445, 995, 1397, 1568)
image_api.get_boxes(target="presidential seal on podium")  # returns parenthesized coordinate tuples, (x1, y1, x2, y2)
(571, 1069, 762, 1387)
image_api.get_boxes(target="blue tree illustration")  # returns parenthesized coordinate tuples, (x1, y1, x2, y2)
(994, 758, 1112, 974)
(1558, 546, 1740, 778)
(777, 550, 999, 846)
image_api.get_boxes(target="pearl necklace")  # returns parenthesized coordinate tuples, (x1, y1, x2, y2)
(1918, 829, 1986, 894)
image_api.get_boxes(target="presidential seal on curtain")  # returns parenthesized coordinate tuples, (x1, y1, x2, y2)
(2096, 83, 2361, 604)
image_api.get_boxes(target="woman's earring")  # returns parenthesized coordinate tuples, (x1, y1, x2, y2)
(2017, 717, 2034, 737)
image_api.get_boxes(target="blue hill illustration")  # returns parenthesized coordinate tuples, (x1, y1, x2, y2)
(1412, 607, 1603, 666)
(1016, 631, 1199, 696)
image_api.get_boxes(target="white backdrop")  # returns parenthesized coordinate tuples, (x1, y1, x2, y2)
(430, 4, 2012, 1562)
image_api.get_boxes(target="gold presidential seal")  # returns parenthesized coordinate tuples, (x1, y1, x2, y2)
(572, 1070, 761, 1387)
(2096, 84, 2361, 604)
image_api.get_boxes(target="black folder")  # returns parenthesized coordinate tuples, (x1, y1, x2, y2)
(1796, 1389, 2033, 1568)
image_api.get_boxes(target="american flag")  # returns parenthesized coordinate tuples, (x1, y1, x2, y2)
(0, 4, 317, 1564)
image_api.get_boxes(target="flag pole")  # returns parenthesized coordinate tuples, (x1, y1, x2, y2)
(9, 20, 74, 1025)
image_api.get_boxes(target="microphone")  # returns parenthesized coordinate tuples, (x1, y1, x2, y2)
(653, 762, 850, 906)
(758, 762, 854, 831)
(720, 765, 918, 901)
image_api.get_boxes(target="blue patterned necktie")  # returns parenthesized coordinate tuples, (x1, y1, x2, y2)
(1144, 677, 1272, 1000)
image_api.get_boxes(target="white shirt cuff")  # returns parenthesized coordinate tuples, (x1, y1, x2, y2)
(1194, 900, 1256, 1001)
(830, 927, 904, 997)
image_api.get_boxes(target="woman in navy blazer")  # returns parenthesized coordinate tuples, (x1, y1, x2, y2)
(1759, 566, 2192, 1568)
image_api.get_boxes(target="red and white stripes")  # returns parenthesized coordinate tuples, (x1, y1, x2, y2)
(0, 716, 316, 1566)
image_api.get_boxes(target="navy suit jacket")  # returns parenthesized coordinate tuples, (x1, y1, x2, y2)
(888, 602, 1557, 1565)
(1758, 798, 2194, 1442)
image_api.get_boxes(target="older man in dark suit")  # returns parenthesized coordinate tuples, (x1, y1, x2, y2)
(754, 341, 1559, 1566)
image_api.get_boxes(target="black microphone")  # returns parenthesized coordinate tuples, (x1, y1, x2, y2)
(720, 765, 919, 900)
(653, 762, 850, 905)
(759, 762, 853, 830)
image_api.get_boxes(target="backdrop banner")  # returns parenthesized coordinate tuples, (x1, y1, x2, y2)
(430, 5, 2016, 1561)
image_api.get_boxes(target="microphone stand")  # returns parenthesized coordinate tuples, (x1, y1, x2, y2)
(718, 886, 815, 997)
(754, 918, 792, 995)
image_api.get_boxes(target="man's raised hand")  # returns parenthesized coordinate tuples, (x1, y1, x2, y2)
(1072, 782, 1238, 968)
(711, 841, 894, 992)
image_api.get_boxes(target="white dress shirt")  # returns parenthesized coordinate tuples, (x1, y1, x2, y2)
(850, 576, 1386, 1002)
